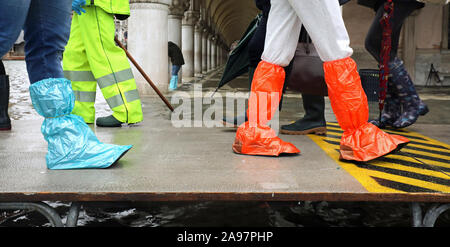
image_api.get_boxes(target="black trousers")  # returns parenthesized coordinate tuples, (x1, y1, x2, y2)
(365, 1, 424, 63)
(0, 60, 5, 75)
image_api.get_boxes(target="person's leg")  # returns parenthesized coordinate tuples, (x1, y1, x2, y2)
(23, 0, 71, 83)
(287, 0, 408, 161)
(63, 14, 97, 124)
(280, 33, 326, 135)
(78, 6, 143, 125)
(366, 2, 428, 128)
(0, 1, 31, 131)
(281, 94, 327, 135)
(0, 0, 31, 57)
(222, 13, 265, 128)
(248, 13, 267, 70)
(279, 60, 293, 111)
(389, 57, 424, 128)
(365, 8, 402, 128)
(364, 5, 384, 63)
(169, 64, 180, 90)
(389, 2, 424, 60)
(232, 0, 301, 156)
(284, 0, 353, 62)
(0, 60, 11, 130)
(388, 2, 428, 127)
(224, 10, 293, 128)
(0, 60, 5, 75)
(369, 78, 402, 128)
(25, 0, 132, 169)
(172, 65, 181, 75)
(222, 65, 254, 128)
(365, 4, 402, 129)
(365, 2, 423, 63)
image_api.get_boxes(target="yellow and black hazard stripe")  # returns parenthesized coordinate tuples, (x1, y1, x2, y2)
(308, 122, 450, 193)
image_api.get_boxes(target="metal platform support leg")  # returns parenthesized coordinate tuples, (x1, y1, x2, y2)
(66, 202, 81, 227)
(411, 202, 450, 227)
(0, 201, 81, 227)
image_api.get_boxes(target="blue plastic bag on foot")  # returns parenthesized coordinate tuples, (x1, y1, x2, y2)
(29, 78, 132, 169)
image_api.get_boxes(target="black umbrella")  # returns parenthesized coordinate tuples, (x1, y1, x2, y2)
(214, 14, 261, 92)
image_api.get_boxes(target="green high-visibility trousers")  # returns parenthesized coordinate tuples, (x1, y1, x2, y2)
(63, 6, 143, 124)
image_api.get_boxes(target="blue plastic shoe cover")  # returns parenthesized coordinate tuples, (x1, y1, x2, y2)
(29, 78, 132, 169)
(169, 75, 178, 90)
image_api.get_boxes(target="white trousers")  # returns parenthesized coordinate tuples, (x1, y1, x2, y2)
(261, 0, 353, 66)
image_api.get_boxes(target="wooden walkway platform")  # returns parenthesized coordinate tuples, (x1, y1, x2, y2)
(1, 117, 449, 226)
(0, 118, 449, 203)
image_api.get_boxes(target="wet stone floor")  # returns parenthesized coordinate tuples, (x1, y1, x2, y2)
(1, 60, 450, 227)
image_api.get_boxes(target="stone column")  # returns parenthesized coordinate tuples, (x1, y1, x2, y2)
(201, 28, 208, 74)
(220, 47, 223, 65)
(211, 36, 216, 69)
(221, 47, 224, 65)
(221, 45, 225, 65)
(168, 0, 189, 84)
(129, 0, 171, 95)
(216, 41, 221, 66)
(168, 0, 188, 47)
(194, 20, 203, 77)
(402, 10, 420, 82)
(181, 10, 197, 80)
(443, 5, 449, 50)
(207, 34, 212, 71)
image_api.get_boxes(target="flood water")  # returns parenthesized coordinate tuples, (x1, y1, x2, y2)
(1, 60, 449, 227)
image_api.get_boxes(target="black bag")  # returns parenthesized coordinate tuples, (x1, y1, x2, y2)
(286, 34, 328, 96)
(359, 69, 380, 102)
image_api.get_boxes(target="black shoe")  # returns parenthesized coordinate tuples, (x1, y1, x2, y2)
(96, 115, 124, 127)
(281, 120, 327, 135)
(0, 74, 11, 131)
(281, 94, 326, 135)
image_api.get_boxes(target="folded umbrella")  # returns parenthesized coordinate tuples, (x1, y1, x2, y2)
(214, 14, 261, 92)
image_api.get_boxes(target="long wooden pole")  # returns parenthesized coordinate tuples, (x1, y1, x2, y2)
(115, 37, 174, 112)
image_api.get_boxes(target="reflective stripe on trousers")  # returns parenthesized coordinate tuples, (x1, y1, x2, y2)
(62, 6, 143, 124)
(64, 69, 142, 123)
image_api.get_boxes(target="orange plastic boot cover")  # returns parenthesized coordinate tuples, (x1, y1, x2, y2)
(323, 57, 409, 161)
(232, 61, 300, 156)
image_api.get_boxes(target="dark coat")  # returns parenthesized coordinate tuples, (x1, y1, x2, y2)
(168, 41, 185, 66)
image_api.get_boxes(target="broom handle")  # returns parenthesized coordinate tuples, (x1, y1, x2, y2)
(115, 37, 174, 112)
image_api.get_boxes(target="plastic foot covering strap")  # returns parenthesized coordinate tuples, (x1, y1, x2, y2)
(233, 61, 300, 156)
(323, 57, 409, 161)
(29, 78, 132, 169)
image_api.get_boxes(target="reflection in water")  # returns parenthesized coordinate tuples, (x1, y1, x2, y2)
(3, 201, 449, 227)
